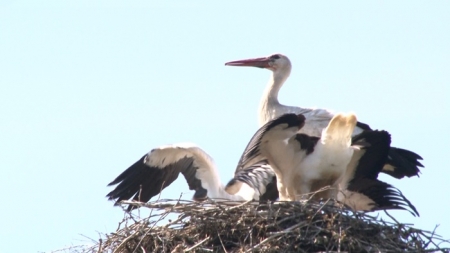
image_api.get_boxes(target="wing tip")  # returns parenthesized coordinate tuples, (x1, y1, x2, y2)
(193, 188, 208, 201)
(346, 178, 419, 217)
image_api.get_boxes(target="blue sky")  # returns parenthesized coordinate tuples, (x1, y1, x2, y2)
(1, 1, 449, 252)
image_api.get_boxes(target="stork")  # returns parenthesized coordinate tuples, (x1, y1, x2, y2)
(226, 113, 419, 216)
(225, 54, 423, 179)
(228, 112, 356, 201)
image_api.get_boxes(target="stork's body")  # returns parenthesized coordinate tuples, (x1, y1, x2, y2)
(293, 113, 357, 200)
(231, 113, 357, 201)
(225, 54, 423, 179)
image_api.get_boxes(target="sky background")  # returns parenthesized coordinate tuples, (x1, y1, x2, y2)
(1, 1, 449, 252)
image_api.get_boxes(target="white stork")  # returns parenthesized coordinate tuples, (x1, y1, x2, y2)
(225, 54, 423, 179)
(226, 113, 419, 216)
(228, 112, 356, 201)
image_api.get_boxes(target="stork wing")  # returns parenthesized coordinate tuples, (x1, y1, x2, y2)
(225, 161, 278, 201)
(349, 129, 423, 181)
(343, 178, 419, 217)
(382, 147, 424, 179)
(351, 130, 391, 180)
(354, 121, 423, 179)
(106, 144, 211, 211)
(340, 130, 419, 216)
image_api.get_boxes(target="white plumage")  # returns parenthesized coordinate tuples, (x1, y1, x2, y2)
(233, 113, 357, 201)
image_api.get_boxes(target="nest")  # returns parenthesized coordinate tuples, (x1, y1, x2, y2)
(68, 199, 448, 253)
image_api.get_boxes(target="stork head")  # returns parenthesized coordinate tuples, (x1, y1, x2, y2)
(225, 53, 291, 73)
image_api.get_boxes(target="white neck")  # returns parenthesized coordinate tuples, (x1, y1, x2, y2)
(258, 67, 291, 126)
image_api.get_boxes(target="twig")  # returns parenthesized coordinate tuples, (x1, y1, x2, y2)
(226, 199, 253, 210)
(217, 231, 229, 253)
(96, 239, 102, 253)
(184, 236, 210, 252)
(113, 231, 139, 253)
(384, 210, 400, 225)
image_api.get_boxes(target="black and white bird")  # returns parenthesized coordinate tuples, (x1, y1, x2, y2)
(225, 54, 423, 179)
(226, 113, 419, 216)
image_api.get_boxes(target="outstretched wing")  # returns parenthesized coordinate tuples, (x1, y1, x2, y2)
(106, 144, 211, 211)
(344, 178, 419, 216)
(341, 130, 419, 216)
(355, 121, 423, 179)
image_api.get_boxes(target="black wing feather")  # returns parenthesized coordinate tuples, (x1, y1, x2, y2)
(259, 175, 279, 201)
(295, 134, 320, 155)
(355, 120, 423, 179)
(352, 130, 391, 180)
(383, 147, 424, 179)
(347, 178, 419, 217)
(106, 155, 203, 211)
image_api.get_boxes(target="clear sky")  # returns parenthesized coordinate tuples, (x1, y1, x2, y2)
(1, 1, 449, 252)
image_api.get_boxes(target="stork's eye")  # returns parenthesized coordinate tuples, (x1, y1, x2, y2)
(270, 54, 280, 60)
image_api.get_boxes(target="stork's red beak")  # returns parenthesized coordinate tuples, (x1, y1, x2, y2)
(225, 57, 271, 68)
